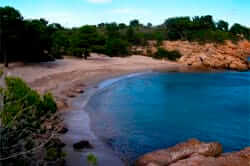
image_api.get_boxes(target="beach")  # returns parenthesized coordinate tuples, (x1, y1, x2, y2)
(3, 54, 187, 166)
(4, 54, 186, 110)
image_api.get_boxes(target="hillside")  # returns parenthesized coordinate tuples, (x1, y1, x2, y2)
(135, 40, 250, 71)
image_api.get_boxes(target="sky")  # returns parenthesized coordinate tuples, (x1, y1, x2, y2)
(0, 0, 249, 27)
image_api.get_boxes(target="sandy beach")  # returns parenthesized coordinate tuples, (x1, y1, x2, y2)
(4, 54, 186, 110)
(2, 54, 188, 166)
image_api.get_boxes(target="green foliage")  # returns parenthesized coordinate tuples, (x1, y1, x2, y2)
(45, 148, 59, 161)
(154, 48, 182, 61)
(130, 19, 140, 27)
(104, 38, 130, 57)
(1, 5, 250, 61)
(87, 153, 98, 166)
(42, 93, 57, 114)
(230, 23, 250, 40)
(187, 30, 237, 43)
(163, 15, 242, 43)
(0, 77, 57, 127)
(217, 20, 229, 31)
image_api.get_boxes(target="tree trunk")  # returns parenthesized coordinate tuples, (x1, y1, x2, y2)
(3, 47, 7, 68)
(0, 19, 7, 68)
(0, 19, 2, 65)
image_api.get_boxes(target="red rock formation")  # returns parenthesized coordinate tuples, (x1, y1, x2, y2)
(135, 40, 250, 71)
(135, 139, 250, 166)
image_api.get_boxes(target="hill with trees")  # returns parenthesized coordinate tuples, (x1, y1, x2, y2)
(0, 6, 250, 66)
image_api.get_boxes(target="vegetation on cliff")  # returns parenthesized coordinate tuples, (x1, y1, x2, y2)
(0, 6, 250, 65)
(0, 73, 65, 166)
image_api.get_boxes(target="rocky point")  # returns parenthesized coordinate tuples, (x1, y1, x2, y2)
(135, 139, 250, 166)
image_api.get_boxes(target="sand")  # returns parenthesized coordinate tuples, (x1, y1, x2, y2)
(3, 54, 188, 166)
(4, 54, 186, 110)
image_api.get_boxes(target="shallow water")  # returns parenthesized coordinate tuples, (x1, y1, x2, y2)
(87, 72, 250, 163)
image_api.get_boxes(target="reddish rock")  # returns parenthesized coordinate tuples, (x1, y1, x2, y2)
(135, 139, 222, 166)
(136, 139, 250, 166)
(139, 40, 250, 71)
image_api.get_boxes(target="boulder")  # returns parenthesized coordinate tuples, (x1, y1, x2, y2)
(136, 139, 250, 166)
(73, 140, 93, 150)
(135, 139, 222, 166)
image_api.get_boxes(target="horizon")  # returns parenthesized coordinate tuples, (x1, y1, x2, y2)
(0, 0, 250, 28)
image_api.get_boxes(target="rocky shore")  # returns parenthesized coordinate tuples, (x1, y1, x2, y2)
(136, 139, 250, 166)
(135, 40, 250, 71)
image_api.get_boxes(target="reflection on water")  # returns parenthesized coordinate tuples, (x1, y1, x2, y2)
(87, 72, 250, 162)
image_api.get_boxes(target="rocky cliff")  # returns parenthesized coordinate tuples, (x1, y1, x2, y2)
(135, 139, 250, 166)
(134, 40, 250, 71)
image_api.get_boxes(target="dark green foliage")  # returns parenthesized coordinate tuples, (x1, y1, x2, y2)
(187, 30, 237, 43)
(217, 20, 229, 31)
(154, 48, 182, 61)
(164, 16, 192, 40)
(230, 23, 250, 40)
(130, 19, 140, 27)
(45, 148, 59, 161)
(0, 76, 60, 165)
(105, 38, 129, 57)
(69, 25, 101, 59)
(1, 6, 250, 61)
(0, 6, 63, 64)
(163, 15, 245, 43)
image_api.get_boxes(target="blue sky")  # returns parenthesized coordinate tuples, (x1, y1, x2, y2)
(0, 0, 249, 27)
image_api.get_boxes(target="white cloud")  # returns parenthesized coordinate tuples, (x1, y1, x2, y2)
(87, 0, 112, 4)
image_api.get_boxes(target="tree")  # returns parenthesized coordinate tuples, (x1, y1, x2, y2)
(164, 17, 192, 40)
(217, 20, 229, 31)
(192, 15, 215, 30)
(230, 23, 250, 39)
(147, 22, 153, 28)
(51, 30, 70, 58)
(118, 23, 127, 29)
(70, 26, 100, 59)
(22, 19, 55, 62)
(105, 38, 129, 57)
(130, 19, 140, 27)
(0, 6, 23, 67)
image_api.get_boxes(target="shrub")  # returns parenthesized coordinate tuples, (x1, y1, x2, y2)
(104, 38, 130, 57)
(45, 147, 58, 161)
(153, 48, 182, 61)
(87, 153, 98, 166)
(0, 77, 57, 127)
(42, 93, 57, 114)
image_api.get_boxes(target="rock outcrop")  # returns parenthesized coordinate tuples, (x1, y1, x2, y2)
(134, 40, 250, 71)
(135, 139, 250, 166)
(167, 40, 250, 71)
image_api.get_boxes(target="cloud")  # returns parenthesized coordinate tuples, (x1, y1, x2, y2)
(87, 0, 112, 4)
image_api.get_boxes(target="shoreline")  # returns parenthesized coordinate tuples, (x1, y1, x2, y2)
(4, 55, 248, 166)
(61, 71, 155, 166)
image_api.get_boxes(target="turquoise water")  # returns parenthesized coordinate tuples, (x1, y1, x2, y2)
(87, 72, 250, 162)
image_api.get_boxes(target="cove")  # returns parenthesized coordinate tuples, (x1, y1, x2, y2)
(86, 72, 250, 163)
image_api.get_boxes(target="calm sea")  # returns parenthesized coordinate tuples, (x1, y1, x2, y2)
(87, 72, 250, 162)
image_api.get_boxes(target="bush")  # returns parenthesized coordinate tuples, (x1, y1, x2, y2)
(42, 93, 57, 114)
(153, 48, 182, 61)
(0, 76, 59, 166)
(104, 38, 130, 57)
(187, 30, 238, 43)
(0, 77, 57, 127)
